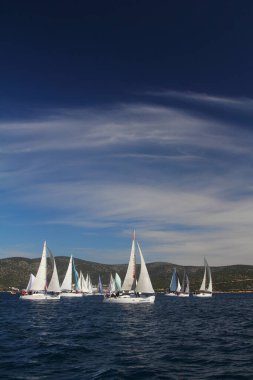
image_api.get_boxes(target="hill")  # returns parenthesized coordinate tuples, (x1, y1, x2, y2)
(0, 256, 253, 292)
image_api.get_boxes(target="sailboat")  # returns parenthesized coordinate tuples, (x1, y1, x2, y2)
(193, 258, 212, 298)
(104, 231, 155, 304)
(20, 242, 61, 300)
(178, 270, 190, 297)
(165, 268, 181, 296)
(60, 255, 83, 297)
(96, 275, 103, 295)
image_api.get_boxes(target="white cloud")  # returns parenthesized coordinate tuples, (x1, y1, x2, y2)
(1, 93, 253, 265)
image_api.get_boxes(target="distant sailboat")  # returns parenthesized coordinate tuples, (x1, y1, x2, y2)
(96, 275, 103, 295)
(20, 242, 61, 300)
(165, 268, 181, 296)
(193, 258, 212, 298)
(178, 270, 190, 297)
(61, 255, 83, 297)
(104, 231, 155, 303)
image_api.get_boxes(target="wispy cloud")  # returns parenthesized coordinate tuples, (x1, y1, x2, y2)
(1, 93, 253, 265)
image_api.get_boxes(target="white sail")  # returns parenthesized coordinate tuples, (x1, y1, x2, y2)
(115, 273, 122, 291)
(79, 271, 87, 292)
(135, 242, 154, 294)
(185, 274, 190, 293)
(109, 274, 116, 293)
(61, 255, 73, 291)
(31, 241, 47, 291)
(85, 274, 93, 293)
(47, 254, 61, 293)
(199, 261, 207, 292)
(122, 231, 136, 291)
(206, 259, 212, 293)
(26, 273, 35, 292)
(176, 277, 181, 292)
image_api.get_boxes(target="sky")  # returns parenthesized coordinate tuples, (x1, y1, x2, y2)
(1, 1, 253, 265)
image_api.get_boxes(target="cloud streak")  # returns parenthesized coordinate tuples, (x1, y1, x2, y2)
(1, 92, 253, 265)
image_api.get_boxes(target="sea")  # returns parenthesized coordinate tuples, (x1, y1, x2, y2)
(0, 293, 252, 380)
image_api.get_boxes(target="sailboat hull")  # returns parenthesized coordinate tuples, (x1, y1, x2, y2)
(178, 293, 190, 297)
(20, 293, 61, 300)
(103, 295, 155, 304)
(165, 292, 178, 297)
(193, 293, 212, 298)
(61, 292, 83, 297)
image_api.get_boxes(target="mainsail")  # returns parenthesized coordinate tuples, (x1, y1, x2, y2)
(122, 230, 136, 291)
(170, 268, 178, 292)
(180, 271, 190, 293)
(199, 258, 212, 293)
(109, 274, 116, 293)
(61, 255, 73, 291)
(47, 248, 61, 293)
(135, 242, 154, 294)
(31, 241, 47, 291)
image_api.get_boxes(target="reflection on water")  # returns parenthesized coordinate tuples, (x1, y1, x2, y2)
(0, 293, 252, 379)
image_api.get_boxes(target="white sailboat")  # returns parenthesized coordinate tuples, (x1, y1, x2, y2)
(60, 255, 83, 297)
(193, 258, 212, 298)
(178, 270, 190, 297)
(165, 268, 181, 296)
(20, 242, 61, 300)
(104, 231, 155, 304)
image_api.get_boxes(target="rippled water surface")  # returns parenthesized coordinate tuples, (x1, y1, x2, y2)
(0, 293, 252, 379)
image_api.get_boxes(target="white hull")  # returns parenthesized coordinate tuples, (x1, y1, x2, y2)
(178, 293, 190, 297)
(193, 292, 212, 298)
(103, 295, 155, 304)
(82, 293, 94, 296)
(20, 293, 60, 300)
(61, 292, 83, 297)
(165, 292, 178, 296)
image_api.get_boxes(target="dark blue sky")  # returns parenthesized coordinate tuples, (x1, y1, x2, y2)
(1, 1, 253, 265)
(1, 1, 253, 109)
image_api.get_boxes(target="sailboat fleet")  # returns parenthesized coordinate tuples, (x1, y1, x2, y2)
(20, 233, 213, 302)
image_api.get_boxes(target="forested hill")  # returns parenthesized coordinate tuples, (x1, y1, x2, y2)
(0, 256, 253, 292)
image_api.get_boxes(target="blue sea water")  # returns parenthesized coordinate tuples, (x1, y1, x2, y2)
(0, 293, 252, 379)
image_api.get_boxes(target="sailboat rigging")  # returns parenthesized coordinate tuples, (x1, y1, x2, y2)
(20, 241, 61, 300)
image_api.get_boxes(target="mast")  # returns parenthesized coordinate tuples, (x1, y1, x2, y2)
(121, 230, 136, 291)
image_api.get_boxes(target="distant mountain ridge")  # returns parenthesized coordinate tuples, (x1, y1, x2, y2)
(0, 256, 253, 292)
